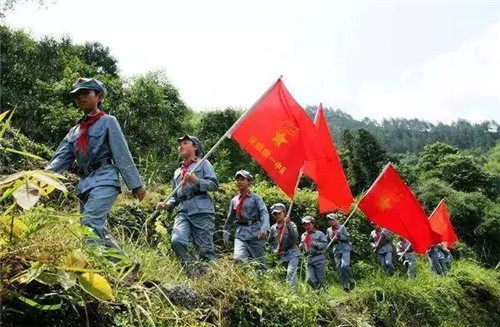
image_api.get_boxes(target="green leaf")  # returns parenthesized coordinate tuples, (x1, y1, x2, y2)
(36, 272, 60, 286)
(0, 110, 10, 123)
(0, 147, 44, 160)
(55, 266, 101, 273)
(0, 110, 13, 139)
(15, 294, 62, 311)
(78, 273, 115, 302)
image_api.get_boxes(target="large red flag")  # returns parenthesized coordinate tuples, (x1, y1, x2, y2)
(303, 104, 354, 213)
(358, 163, 439, 254)
(231, 79, 324, 198)
(429, 200, 459, 248)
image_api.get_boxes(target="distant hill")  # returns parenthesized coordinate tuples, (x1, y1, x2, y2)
(305, 106, 500, 154)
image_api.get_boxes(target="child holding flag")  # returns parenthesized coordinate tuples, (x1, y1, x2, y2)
(300, 216, 328, 290)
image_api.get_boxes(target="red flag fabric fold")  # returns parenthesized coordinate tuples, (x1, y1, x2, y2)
(429, 200, 459, 249)
(358, 163, 439, 254)
(303, 104, 354, 213)
(231, 79, 326, 198)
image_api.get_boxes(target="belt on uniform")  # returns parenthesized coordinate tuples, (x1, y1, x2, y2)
(236, 218, 259, 226)
(177, 191, 207, 202)
(78, 159, 113, 177)
(307, 252, 324, 257)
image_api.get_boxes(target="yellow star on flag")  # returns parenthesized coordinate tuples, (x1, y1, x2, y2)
(272, 131, 288, 147)
(379, 196, 392, 212)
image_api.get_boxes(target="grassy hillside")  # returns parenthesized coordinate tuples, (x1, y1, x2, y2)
(1, 187, 500, 327)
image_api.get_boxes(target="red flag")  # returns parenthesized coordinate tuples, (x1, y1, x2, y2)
(429, 200, 459, 249)
(358, 163, 439, 254)
(231, 79, 324, 198)
(303, 104, 354, 213)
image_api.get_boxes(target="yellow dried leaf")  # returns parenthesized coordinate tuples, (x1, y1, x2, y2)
(79, 273, 114, 301)
(0, 216, 27, 238)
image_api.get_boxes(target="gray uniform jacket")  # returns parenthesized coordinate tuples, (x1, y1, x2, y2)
(300, 230, 328, 263)
(166, 159, 218, 216)
(326, 225, 351, 254)
(269, 222, 300, 259)
(224, 192, 270, 241)
(47, 114, 143, 194)
(370, 228, 393, 254)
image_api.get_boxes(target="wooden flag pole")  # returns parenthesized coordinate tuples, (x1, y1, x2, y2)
(398, 243, 412, 260)
(326, 200, 360, 250)
(276, 168, 304, 252)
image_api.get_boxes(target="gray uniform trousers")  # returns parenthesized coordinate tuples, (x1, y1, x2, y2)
(402, 252, 416, 279)
(79, 185, 123, 254)
(370, 229, 395, 275)
(234, 237, 266, 266)
(301, 230, 328, 289)
(428, 247, 448, 276)
(333, 248, 354, 288)
(167, 159, 219, 271)
(307, 255, 327, 289)
(171, 212, 216, 266)
(269, 223, 300, 287)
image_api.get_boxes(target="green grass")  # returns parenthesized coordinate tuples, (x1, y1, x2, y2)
(2, 191, 500, 327)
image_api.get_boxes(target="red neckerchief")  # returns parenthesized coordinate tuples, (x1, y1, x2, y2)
(180, 158, 197, 178)
(235, 190, 251, 217)
(75, 110, 105, 158)
(303, 230, 314, 249)
(277, 222, 285, 255)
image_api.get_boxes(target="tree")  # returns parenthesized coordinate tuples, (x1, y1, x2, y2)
(439, 154, 492, 194)
(196, 108, 266, 182)
(341, 129, 387, 195)
(417, 142, 459, 173)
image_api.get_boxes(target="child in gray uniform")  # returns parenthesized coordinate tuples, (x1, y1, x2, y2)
(47, 78, 146, 258)
(268, 203, 300, 287)
(156, 135, 219, 275)
(396, 237, 416, 279)
(326, 213, 355, 291)
(369, 225, 395, 275)
(223, 170, 270, 268)
(299, 216, 328, 289)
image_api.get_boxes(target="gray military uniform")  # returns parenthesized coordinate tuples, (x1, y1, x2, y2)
(396, 239, 416, 279)
(369, 228, 395, 275)
(327, 225, 354, 289)
(300, 230, 328, 289)
(47, 113, 143, 253)
(224, 192, 270, 266)
(269, 222, 300, 287)
(428, 244, 448, 276)
(167, 159, 219, 269)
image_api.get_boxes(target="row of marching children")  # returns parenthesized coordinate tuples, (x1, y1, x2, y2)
(219, 169, 454, 292)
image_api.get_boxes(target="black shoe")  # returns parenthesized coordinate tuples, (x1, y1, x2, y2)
(349, 281, 356, 290)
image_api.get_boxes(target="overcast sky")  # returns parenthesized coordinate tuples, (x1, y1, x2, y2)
(4, 0, 500, 123)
